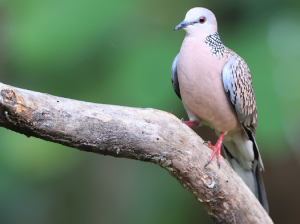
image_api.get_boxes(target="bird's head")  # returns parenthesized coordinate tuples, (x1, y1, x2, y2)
(174, 7, 218, 35)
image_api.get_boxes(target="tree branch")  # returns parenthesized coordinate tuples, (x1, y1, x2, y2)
(0, 83, 272, 224)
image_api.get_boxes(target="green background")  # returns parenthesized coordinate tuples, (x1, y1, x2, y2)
(1, 0, 300, 223)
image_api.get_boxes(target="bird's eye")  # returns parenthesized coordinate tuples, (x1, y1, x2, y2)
(199, 16, 206, 24)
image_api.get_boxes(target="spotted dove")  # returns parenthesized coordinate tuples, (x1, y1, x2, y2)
(171, 7, 268, 212)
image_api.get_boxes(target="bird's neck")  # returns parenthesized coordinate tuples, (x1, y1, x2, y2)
(204, 32, 226, 58)
(185, 31, 226, 58)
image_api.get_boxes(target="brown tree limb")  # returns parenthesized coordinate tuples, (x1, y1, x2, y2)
(0, 83, 273, 224)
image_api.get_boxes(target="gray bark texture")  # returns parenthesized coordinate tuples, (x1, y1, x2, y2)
(0, 83, 273, 224)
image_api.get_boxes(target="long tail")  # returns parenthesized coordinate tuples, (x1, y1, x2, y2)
(223, 144, 269, 213)
(254, 159, 269, 213)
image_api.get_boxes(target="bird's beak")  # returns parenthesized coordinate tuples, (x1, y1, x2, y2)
(173, 21, 190, 31)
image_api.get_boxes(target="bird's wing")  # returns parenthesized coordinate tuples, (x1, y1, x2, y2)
(222, 54, 257, 132)
(171, 53, 181, 99)
(222, 53, 264, 169)
(222, 53, 268, 212)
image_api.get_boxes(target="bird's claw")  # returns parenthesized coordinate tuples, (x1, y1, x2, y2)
(203, 141, 212, 148)
(181, 119, 199, 127)
(204, 161, 210, 168)
(203, 133, 225, 169)
(168, 110, 173, 114)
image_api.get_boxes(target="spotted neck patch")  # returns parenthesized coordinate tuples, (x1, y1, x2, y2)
(205, 32, 225, 58)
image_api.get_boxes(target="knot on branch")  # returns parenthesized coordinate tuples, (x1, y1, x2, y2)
(0, 85, 34, 125)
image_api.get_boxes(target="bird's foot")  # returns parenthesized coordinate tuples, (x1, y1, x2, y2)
(168, 110, 173, 114)
(204, 132, 225, 168)
(181, 118, 198, 127)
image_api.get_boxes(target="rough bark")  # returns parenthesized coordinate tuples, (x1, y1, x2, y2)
(0, 83, 273, 224)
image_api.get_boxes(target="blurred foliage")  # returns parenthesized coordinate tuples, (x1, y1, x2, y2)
(0, 0, 300, 223)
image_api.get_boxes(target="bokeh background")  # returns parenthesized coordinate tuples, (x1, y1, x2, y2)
(0, 0, 299, 223)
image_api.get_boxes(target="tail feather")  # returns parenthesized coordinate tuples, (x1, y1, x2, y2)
(254, 161, 269, 213)
(223, 145, 269, 213)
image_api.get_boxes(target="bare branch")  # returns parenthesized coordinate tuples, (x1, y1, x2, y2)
(0, 83, 273, 224)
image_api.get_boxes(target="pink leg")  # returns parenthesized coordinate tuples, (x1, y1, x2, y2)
(204, 132, 225, 168)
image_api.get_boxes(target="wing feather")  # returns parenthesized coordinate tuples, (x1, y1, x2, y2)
(171, 53, 181, 99)
(222, 54, 257, 132)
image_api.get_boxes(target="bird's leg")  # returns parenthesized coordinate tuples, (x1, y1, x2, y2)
(204, 132, 225, 168)
(181, 118, 199, 127)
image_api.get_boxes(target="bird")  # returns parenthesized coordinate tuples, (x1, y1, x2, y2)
(171, 7, 268, 212)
